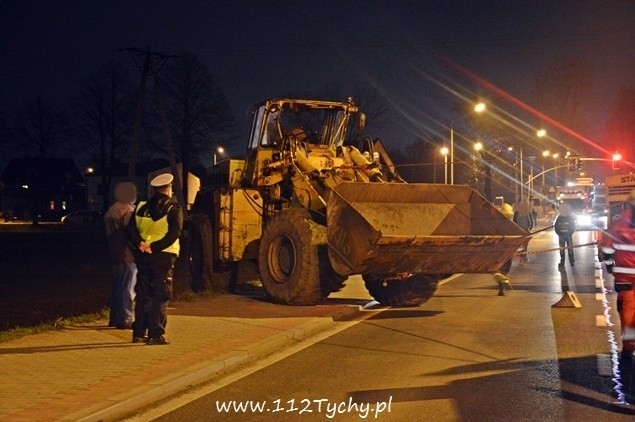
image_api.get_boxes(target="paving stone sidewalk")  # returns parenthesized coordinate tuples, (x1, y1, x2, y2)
(0, 279, 373, 422)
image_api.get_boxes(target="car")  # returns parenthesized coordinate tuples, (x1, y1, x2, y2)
(60, 210, 102, 224)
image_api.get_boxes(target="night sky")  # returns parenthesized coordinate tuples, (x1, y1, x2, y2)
(1, 1, 633, 171)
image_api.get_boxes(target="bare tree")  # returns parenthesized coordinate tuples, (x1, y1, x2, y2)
(159, 50, 237, 203)
(15, 95, 68, 157)
(322, 80, 389, 141)
(71, 60, 135, 208)
(0, 96, 12, 161)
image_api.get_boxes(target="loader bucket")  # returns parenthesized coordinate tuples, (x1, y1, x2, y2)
(326, 182, 529, 276)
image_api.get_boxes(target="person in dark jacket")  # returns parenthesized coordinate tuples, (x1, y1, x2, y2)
(127, 173, 183, 345)
(554, 203, 576, 268)
(104, 182, 137, 329)
(513, 202, 533, 265)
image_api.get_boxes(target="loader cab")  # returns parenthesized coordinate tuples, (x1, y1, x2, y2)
(243, 99, 358, 188)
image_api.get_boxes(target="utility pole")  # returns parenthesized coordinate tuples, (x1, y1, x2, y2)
(120, 47, 185, 210)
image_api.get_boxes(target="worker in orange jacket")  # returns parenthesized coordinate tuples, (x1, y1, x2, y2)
(600, 191, 635, 395)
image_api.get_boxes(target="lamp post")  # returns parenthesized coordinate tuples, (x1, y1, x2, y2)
(508, 145, 524, 202)
(552, 153, 559, 186)
(440, 146, 449, 184)
(472, 141, 483, 191)
(449, 102, 486, 185)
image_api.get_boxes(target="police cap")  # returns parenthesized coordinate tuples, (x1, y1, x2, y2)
(150, 173, 174, 188)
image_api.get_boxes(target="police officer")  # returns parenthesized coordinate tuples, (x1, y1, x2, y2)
(600, 190, 635, 394)
(128, 173, 183, 345)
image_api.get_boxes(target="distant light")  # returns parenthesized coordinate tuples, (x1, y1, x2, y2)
(22, 184, 28, 189)
(553, 153, 559, 159)
(474, 102, 486, 113)
(542, 150, 550, 157)
(216, 146, 225, 154)
(86, 167, 94, 173)
(537, 129, 547, 138)
(613, 152, 622, 161)
(474, 142, 483, 151)
(440, 146, 449, 156)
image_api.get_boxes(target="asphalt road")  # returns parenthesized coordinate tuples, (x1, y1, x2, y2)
(124, 230, 635, 421)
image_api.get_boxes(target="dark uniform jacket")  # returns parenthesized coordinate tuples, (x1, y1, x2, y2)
(554, 214, 576, 236)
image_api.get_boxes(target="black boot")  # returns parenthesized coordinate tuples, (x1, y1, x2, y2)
(619, 351, 634, 394)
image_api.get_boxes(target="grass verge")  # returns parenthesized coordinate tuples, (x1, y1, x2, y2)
(0, 308, 110, 344)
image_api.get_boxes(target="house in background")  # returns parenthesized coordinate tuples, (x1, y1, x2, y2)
(0, 157, 85, 221)
(83, 159, 193, 211)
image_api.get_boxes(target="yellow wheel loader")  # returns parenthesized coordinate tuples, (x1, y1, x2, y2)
(190, 98, 528, 306)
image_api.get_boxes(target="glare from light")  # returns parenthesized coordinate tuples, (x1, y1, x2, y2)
(537, 129, 547, 138)
(474, 141, 483, 151)
(440, 146, 449, 156)
(474, 102, 486, 113)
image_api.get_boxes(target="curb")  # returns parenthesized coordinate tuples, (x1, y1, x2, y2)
(63, 305, 363, 422)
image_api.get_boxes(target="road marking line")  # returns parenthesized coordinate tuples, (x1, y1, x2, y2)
(120, 310, 384, 421)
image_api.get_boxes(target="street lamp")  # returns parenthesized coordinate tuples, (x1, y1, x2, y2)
(213, 146, 225, 166)
(440, 146, 449, 184)
(449, 102, 487, 185)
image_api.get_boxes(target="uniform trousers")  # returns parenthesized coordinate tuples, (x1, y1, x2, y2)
(558, 234, 575, 264)
(616, 282, 635, 352)
(133, 252, 176, 339)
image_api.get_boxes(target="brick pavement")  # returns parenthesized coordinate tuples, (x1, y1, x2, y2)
(0, 280, 373, 421)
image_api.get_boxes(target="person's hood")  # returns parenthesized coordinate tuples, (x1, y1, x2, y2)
(114, 182, 137, 205)
(559, 203, 572, 217)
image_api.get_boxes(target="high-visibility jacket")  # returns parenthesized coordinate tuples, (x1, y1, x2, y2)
(135, 200, 180, 256)
(600, 207, 635, 284)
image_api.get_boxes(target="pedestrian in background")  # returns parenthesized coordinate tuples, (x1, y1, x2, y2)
(104, 182, 138, 329)
(128, 173, 183, 345)
(513, 202, 533, 265)
(530, 208, 538, 230)
(493, 203, 515, 295)
(600, 190, 635, 396)
(554, 203, 576, 268)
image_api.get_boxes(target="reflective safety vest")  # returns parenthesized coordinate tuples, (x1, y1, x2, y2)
(601, 207, 635, 283)
(135, 200, 180, 256)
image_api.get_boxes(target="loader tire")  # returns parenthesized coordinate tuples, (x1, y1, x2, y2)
(258, 210, 321, 305)
(363, 274, 439, 307)
(319, 246, 347, 295)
